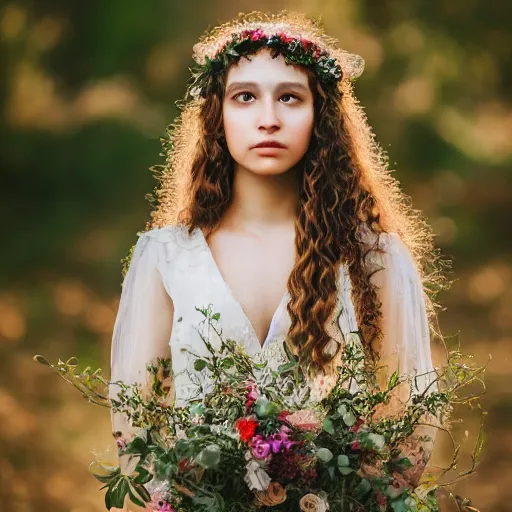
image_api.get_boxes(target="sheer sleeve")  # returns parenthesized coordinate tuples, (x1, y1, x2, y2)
(109, 232, 174, 476)
(367, 231, 438, 485)
(368, 232, 437, 395)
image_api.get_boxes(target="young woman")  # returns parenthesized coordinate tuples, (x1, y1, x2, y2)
(109, 11, 447, 503)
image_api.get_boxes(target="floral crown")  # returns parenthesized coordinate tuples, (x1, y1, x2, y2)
(188, 27, 364, 99)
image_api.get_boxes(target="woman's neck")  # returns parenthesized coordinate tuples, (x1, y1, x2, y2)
(222, 164, 301, 234)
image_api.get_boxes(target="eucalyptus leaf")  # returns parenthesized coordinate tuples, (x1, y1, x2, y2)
(368, 433, 386, 450)
(316, 447, 334, 463)
(196, 444, 221, 469)
(337, 454, 350, 467)
(354, 478, 372, 499)
(323, 417, 335, 434)
(221, 357, 234, 369)
(194, 359, 208, 371)
(390, 497, 408, 512)
(342, 410, 356, 427)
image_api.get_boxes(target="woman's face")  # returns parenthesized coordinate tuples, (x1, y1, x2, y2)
(222, 48, 315, 177)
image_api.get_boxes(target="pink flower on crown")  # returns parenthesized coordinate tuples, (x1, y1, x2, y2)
(279, 32, 295, 44)
(300, 37, 311, 51)
(312, 45, 322, 59)
(250, 28, 265, 41)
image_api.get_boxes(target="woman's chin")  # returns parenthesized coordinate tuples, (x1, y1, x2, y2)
(243, 162, 295, 177)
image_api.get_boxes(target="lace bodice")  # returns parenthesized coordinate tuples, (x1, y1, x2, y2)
(109, 224, 437, 460)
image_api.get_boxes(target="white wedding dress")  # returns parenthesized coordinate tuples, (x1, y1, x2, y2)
(109, 223, 437, 467)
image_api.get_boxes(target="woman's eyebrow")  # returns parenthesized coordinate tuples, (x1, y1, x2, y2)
(225, 81, 309, 95)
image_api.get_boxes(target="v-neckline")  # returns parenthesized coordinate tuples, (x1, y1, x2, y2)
(195, 227, 290, 350)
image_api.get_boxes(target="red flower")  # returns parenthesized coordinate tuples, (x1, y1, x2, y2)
(351, 440, 360, 451)
(279, 32, 295, 44)
(376, 491, 387, 506)
(177, 457, 195, 473)
(349, 417, 365, 433)
(278, 410, 291, 422)
(236, 417, 259, 443)
(300, 37, 311, 51)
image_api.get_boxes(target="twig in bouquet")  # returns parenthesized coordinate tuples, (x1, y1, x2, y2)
(33, 354, 110, 407)
(34, 303, 488, 512)
(437, 333, 490, 398)
(192, 305, 259, 379)
(434, 415, 486, 487)
(450, 493, 481, 512)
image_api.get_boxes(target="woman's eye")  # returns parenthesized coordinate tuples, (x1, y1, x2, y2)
(280, 94, 299, 103)
(233, 92, 254, 103)
(232, 92, 300, 104)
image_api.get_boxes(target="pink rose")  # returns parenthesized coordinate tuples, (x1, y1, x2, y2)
(250, 29, 265, 41)
(285, 410, 323, 432)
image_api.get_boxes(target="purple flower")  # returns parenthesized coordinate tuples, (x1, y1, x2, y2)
(267, 432, 297, 453)
(283, 439, 296, 451)
(269, 434, 283, 454)
(251, 435, 271, 459)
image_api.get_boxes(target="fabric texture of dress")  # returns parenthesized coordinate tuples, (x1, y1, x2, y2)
(109, 224, 438, 474)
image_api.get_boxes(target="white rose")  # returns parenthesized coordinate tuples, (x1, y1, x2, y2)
(244, 459, 271, 491)
(299, 493, 329, 512)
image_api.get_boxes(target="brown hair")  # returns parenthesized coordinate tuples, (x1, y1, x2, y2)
(144, 11, 450, 372)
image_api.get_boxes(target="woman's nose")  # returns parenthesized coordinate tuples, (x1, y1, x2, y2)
(258, 98, 280, 131)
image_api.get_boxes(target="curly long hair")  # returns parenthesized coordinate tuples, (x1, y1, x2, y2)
(144, 11, 450, 372)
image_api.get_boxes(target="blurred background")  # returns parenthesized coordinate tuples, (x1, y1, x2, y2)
(1, 0, 510, 510)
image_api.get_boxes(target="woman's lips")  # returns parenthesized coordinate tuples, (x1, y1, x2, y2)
(251, 141, 287, 148)
(252, 145, 286, 155)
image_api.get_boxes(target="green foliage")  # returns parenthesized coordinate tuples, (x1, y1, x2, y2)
(36, 305, 487, 511)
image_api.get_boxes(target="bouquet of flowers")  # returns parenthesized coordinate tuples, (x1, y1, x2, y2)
(34, 306, 486, 512)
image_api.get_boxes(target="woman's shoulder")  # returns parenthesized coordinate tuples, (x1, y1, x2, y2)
(136, 223, 204, 258)
(356, 224, 416, 273)
(357, 223, 403, 253)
